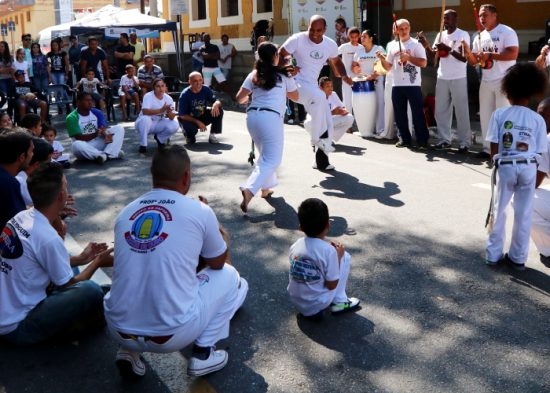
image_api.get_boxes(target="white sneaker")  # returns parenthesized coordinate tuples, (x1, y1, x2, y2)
(115, 348, 146, 378)
(187, 348, 229, 377)
(316, 138, 335, 153)
(117, 150, 125, 159)
(330, 297, 360, 313)
(95, 153, 107, 164)
(209, 134, 220, 144)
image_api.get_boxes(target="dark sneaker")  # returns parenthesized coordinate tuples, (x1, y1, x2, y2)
(416, 143, 429, 151)
(504, 254, 525, 271)
(432, 142, 451, 150)
(330, 297, 360, 313)
(186, 136, 196, 145)
(138, 146, 147, 154)
(395, 141, 411, 148)
(458, 146, 469, 154)
(485, 258, 502, 267)
(187, 347, 228, 377)
(540, 254, 550, 268)
(154, 134, 165, 149)
(116, 348, 146, 378)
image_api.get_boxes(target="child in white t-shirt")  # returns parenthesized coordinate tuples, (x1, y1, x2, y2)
(485, 63, 548, 270)
(287, 198, 360, 321)
(75, 68, 106, 111)
(42, 124, 70, 167)
(14, 48, 30, 82)
(118, 64, 141, 121)
(320, 77, 354, 143)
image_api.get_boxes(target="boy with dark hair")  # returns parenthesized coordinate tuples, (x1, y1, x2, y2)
(19, 113, 42, 136)
(287, 198, 360, 320)
(16, 137, 53, 205)
(10, 70, 48, 124)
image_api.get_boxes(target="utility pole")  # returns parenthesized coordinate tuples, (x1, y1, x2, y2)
(140, 0, 145, 14)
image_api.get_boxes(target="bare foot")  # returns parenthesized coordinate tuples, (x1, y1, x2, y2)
(240, 189, 254, 213)
(261, 189, 274, 199)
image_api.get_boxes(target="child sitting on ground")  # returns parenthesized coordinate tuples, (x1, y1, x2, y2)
(75, 68, 106, 112)
(287, 198, 360, 320)
(42, 123, 70, 167)
(485, 62, 549, 271)
(118, 64, 141, 121)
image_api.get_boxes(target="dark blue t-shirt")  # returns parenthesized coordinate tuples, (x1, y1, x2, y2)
(0, 167, 26, 229)
(178, 86, 217, 118)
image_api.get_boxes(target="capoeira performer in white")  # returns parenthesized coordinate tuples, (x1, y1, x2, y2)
(337, 27, 361, 113)
(279, 15, 353, 171)
(530, 98, 550, 268)
(236, 42, 299, 213)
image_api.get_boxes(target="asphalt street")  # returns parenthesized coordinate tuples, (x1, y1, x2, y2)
(1, 109, 549, 393)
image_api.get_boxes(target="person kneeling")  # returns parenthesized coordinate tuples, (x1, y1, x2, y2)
(104, 146, 248, 378)
(288, 198, 360, 321)
(0, 163, 113, 346)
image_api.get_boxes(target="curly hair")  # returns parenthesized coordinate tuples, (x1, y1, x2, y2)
(501, 62, 548, 102)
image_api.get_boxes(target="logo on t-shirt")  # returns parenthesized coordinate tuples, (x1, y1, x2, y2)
(124, 205, 172, 252)
(309, 50, 323, 60)
(0, 223, 23, 260)
(289, 255, 322, 283)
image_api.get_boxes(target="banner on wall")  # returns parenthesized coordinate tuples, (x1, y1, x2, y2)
(56, 0, 73, 24)
(289, 0, 356, 41)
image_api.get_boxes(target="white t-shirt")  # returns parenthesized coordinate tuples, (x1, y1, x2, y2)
(119, 74, 139, 96)
(281, 32, 339, 84)
(386, 38, 426, 87)
(241, 70, 297, 116)
(218, 43, 234, 70)
(434, 28, 470, 80)
(327, 91, 344, 112)
(191, 41, 203, 62)
(472, 24, 518, 82)
(14, 60, 30, 82)
(536, 134, 550, 175)
(287, 237, 340, 314)
(15, 171, 32, 206)
(0, 209, 73, 334)
(77, 112, 100, 136)
(139, 91, 175, 121)
(51, 140, 69, 163)
(78, 78, 101, 94)
(104, 188, 227, 336)
(354, 45, 385, 78)
(486, 105, 547, 160)
(338, 42, 362, 75)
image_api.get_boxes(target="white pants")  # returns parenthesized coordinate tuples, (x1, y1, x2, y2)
(530, 186, 550, 257)
(331, 114, 354, 142)
(202, 66, 226, 87)
(108, 265, 248, 353)
(380, 73, 411, 139)
(291, 252, 351, 317)
(135, 116, 180, 147)
(487, 162, 537, 263)
(294, 79, 333, 144)
(71, 125, 125, 160)
(435, 77, 471, 147)
(374, 78, 385, 135)
(241, 110, 284, 194)
(342, 82, 353, 113)
(479, 79, 510, 153)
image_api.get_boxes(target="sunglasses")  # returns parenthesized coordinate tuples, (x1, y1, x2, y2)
(23, 38, 31, 41)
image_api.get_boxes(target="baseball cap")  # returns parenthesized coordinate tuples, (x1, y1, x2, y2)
(14, 70, 25, 76)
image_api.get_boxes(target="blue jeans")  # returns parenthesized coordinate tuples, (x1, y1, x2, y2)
(0, 281, 105, 346)
(192, 58, 203, 72)
(51, 72, 69, 107)
(0, 78, 13, 95)
(31, 75, 49, 94)
(391, 86, 429, 145)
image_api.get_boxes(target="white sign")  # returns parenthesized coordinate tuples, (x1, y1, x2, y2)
(104, 27, 159, 39)
(289, 0, 356, 41)
(58, 0, 73, 24)
(170, 0, 188, 16)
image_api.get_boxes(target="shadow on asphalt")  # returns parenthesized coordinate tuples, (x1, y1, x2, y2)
(320, 171, 405, 207)
(184, 142, 234, 155)
(334, 143, 367, 156)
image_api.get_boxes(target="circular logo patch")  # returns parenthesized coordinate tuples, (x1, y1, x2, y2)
(504, 121, 513, 130)
(124, 205, 172, 252)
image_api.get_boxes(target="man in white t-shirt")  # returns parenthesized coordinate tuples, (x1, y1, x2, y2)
(337, 27, 362, 112)
(218, 34, 237, 80)
(279, 15, 354, 171)
(104, 146, 248, 379)
(466, 4, 518, 158)
(418, 10, 471, 152)
(378, 19, 429, 149)
(530, 98, 550, 268)
(0, 163, 113, 346)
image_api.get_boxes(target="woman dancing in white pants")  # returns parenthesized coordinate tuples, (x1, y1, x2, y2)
(236, 42, 299, 213)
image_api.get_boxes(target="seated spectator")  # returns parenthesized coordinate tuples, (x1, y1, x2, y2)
(304, 77, 354, 144)
(0, 110, 13, 130)
(104, 146, 248, 378)
(118, 64, 141, 121)
(137, 55, 164, 94)
(42, 123, 70, 167)
(20, 113, 42, 136)
(66, 92, 125, 164)
(178, 71, 223, 145)
(11, 70, 48, 124)
(75, 68, 106, 112)
(0, 162, 114, 346)
(0, 130, 33, 228)
(135, 78, 179, 154)
(288, 198, 360, 321)
(16, 137, 53, 205)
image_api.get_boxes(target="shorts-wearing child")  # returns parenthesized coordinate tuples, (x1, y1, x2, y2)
(42, 124, 70, 167)
(486, 63, 549, 270)
(76, 69, 106, 111)
(118, 64, 141, 121)
(288, 198, 360, 319)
